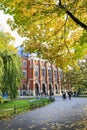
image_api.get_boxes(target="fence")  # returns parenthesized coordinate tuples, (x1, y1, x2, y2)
(0, 97, 55, 118)
(0, 97, 55, 119)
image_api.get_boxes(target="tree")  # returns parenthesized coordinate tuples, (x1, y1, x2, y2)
(0, 0, 87, 69)
(0, 31, 22, 100)
(61, 60, 87, 94)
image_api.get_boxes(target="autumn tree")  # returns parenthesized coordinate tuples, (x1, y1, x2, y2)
(0, 0, 87, 69)
(61, 59, 87, 95)
(0, 31, 22, 100)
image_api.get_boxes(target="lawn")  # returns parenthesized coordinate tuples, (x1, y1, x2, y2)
(0, 99, 30, 110)
(0, 97, 51, 120)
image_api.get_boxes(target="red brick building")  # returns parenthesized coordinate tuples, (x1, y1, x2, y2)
(17, 47, 62, 96)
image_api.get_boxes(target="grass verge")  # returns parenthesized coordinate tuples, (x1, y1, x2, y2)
(0, 97, 52, 120)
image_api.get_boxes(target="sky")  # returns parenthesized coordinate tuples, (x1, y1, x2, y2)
(0, 11, 25, 47)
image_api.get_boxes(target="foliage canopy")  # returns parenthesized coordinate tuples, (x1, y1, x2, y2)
(0, 0, 87, 70)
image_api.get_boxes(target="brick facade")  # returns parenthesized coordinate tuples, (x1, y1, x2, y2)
(17, 47, 62, 96)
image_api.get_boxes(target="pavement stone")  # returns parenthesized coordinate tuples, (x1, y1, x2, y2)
(0, 96, 87, 130)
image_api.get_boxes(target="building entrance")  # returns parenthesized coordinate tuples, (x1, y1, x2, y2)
(42, 83, 46, 95)
(35, 83, 39, 95)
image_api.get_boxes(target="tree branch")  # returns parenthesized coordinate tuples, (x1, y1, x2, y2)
(58, 0, 87, 30)
(66, 10, 87, 30)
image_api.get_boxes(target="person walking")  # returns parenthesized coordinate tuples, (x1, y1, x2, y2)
(68, 91, 72, 100)
(62, 91, 67, 100)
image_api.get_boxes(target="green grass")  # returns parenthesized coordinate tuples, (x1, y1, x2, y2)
(0, 99, 29, 110)
(0, 98, 51, 120)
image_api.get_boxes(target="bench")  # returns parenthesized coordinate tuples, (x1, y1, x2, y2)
(28, 99, 44, 109)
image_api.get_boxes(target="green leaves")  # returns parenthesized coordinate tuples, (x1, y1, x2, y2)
(62, 60, 87, 92)
(0, 31, 22, 100)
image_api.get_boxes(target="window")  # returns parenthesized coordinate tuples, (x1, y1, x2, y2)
(22, 70, 27, 78)
(48, 69, 52, 82)
(42, 68, 46, 77)
(54, 70, 57, 81)
(54, 70, 57, 77)
(35, 66, 39, 78)
(48, 69, 52, 78)
(23, 60, 27, 67)
(35, 71, 38, 77)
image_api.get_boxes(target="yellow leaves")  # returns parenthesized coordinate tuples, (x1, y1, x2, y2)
(40, 128, 47, 130)
(0, 31, 17, 55)
(15, 0, 23, 3)
(29, 8, 37, 16)
(18, 128, 22, 130)
(50, 125, 56, 129)
(9, 45, 17, 53)
(69, 28, 83, 42)
(24, 41, 41, 53)
(22, 7, 38, 17)
(28, 125, 35, 129)
(1, 0, 87, 70)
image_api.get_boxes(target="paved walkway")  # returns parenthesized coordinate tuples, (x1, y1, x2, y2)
(0, 96, 87, 130)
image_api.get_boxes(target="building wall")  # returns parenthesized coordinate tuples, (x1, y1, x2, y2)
(19, 54, 62, 96)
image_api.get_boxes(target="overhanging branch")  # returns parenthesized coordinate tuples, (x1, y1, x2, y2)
(66, 10, 87, 30)
(58, 0, 87, 30)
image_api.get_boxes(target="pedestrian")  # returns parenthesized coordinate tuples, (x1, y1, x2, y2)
(68, 91, 72, 100)
(62, 91, 66, 100)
